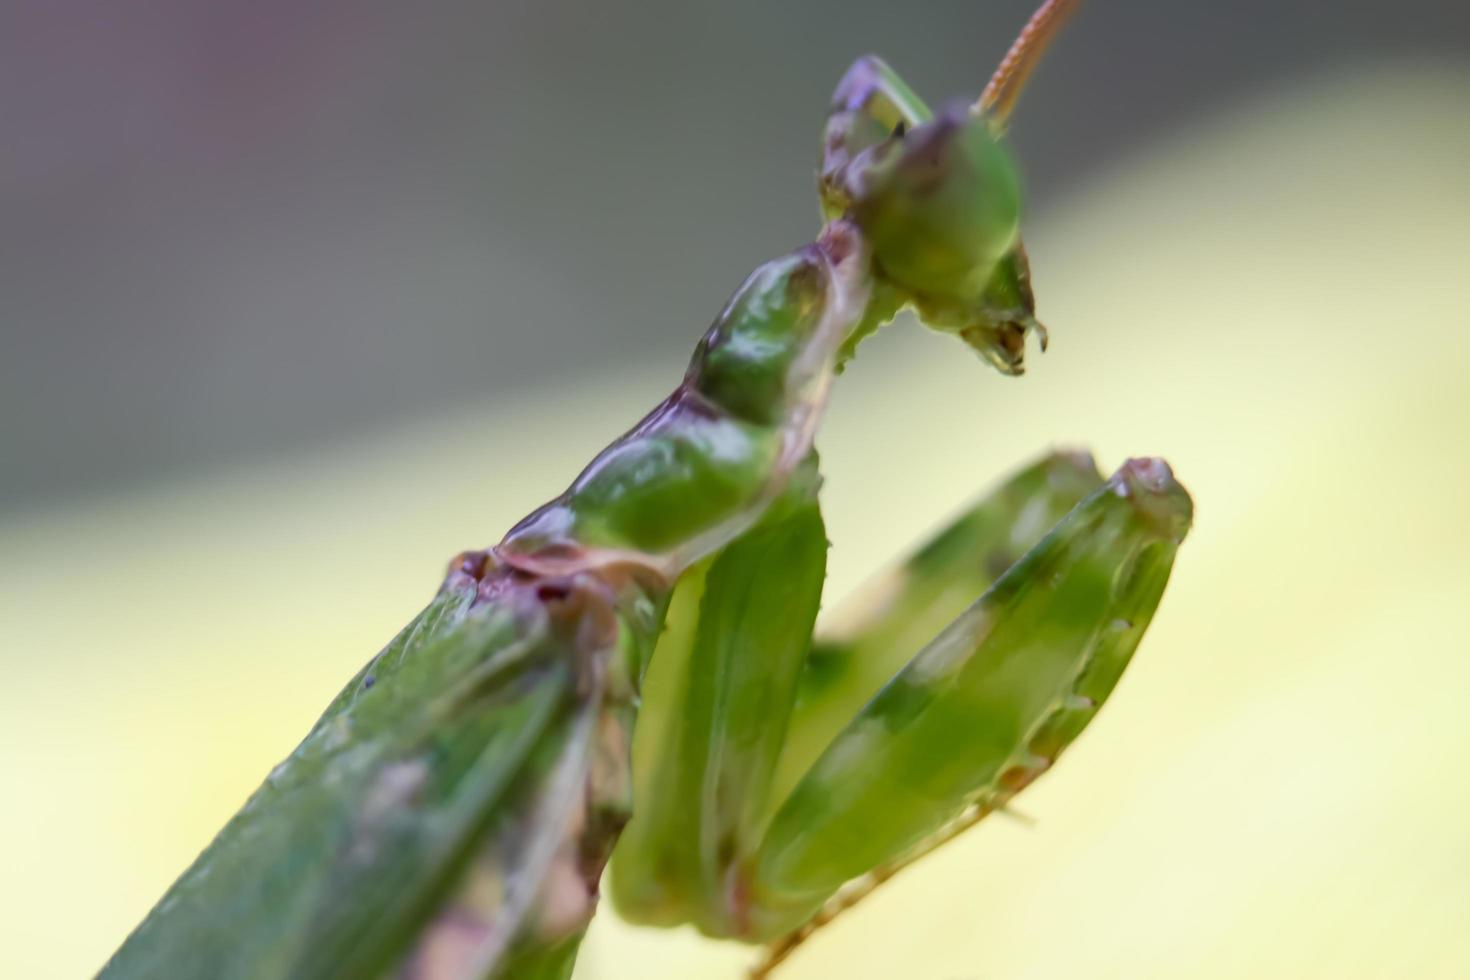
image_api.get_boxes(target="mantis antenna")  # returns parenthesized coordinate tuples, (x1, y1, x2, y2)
(976, 0, 1084, 127)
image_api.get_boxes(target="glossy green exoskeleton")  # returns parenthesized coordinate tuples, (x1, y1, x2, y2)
(101, 2, 1192, 977)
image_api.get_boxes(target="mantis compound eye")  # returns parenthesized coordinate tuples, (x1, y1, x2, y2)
(848, 109, 1022, 305)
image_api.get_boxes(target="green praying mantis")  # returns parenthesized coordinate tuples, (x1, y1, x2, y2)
(101, 1, 1193, 977)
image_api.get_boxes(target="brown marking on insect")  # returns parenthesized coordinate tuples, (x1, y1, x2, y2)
(535, 581, 573, 603)
(350, 758, 430, 864)
(530, 747, 629, 945)
(899, 111, 961, 193)
(445, 549, 502, 597)
(816, 218, 863, 266)
(728, 865, 754, 939)
(506, 540, 586, 567)
(447, 549, 490, 580)
(667, 382, 726, 422)
(407, 906, 494, 980)
(960, 319, 1030, 374)
(985, 548, 1017, 581)
(498, 569, 627, 698)
(470, 562, 529, 603)
(998, 756, 1051, 793)
(533, 851, 595, 941)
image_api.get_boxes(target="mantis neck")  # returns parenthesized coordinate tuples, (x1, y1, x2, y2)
(497, 220, 880, 584)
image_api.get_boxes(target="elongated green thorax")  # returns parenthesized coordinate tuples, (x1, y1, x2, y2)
(497, 221, 873, 584)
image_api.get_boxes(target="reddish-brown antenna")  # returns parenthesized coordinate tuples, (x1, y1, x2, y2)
(975, 0, 1084, 127)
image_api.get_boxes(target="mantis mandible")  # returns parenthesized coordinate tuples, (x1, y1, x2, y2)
(102, 2, 1192, 977)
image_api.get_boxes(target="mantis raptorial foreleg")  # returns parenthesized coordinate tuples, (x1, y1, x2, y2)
(610, 450, 1101, 934)
(746, 458, 1191, 941)
(775, 450, 1107, 802)
(611, 451, 1190, 949)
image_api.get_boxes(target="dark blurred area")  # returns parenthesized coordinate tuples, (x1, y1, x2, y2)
(4, 0, 1467, 513)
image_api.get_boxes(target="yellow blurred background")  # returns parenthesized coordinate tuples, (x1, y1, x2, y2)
(4, 50, 1469, 980)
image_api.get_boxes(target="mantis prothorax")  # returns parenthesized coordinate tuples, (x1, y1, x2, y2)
(102, 2, 1192, 977)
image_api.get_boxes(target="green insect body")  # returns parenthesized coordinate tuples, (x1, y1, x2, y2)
(101, 2, 1193, 977)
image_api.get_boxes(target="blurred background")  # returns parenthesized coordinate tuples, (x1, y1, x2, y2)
(3, 1, 1468, 977)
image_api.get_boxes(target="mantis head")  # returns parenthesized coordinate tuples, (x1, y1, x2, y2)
(845, 108, 1022, 310)
(822, 0, 1081, 374)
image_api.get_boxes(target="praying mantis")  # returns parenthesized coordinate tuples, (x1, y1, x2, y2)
(100, 1, 1193, 977)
